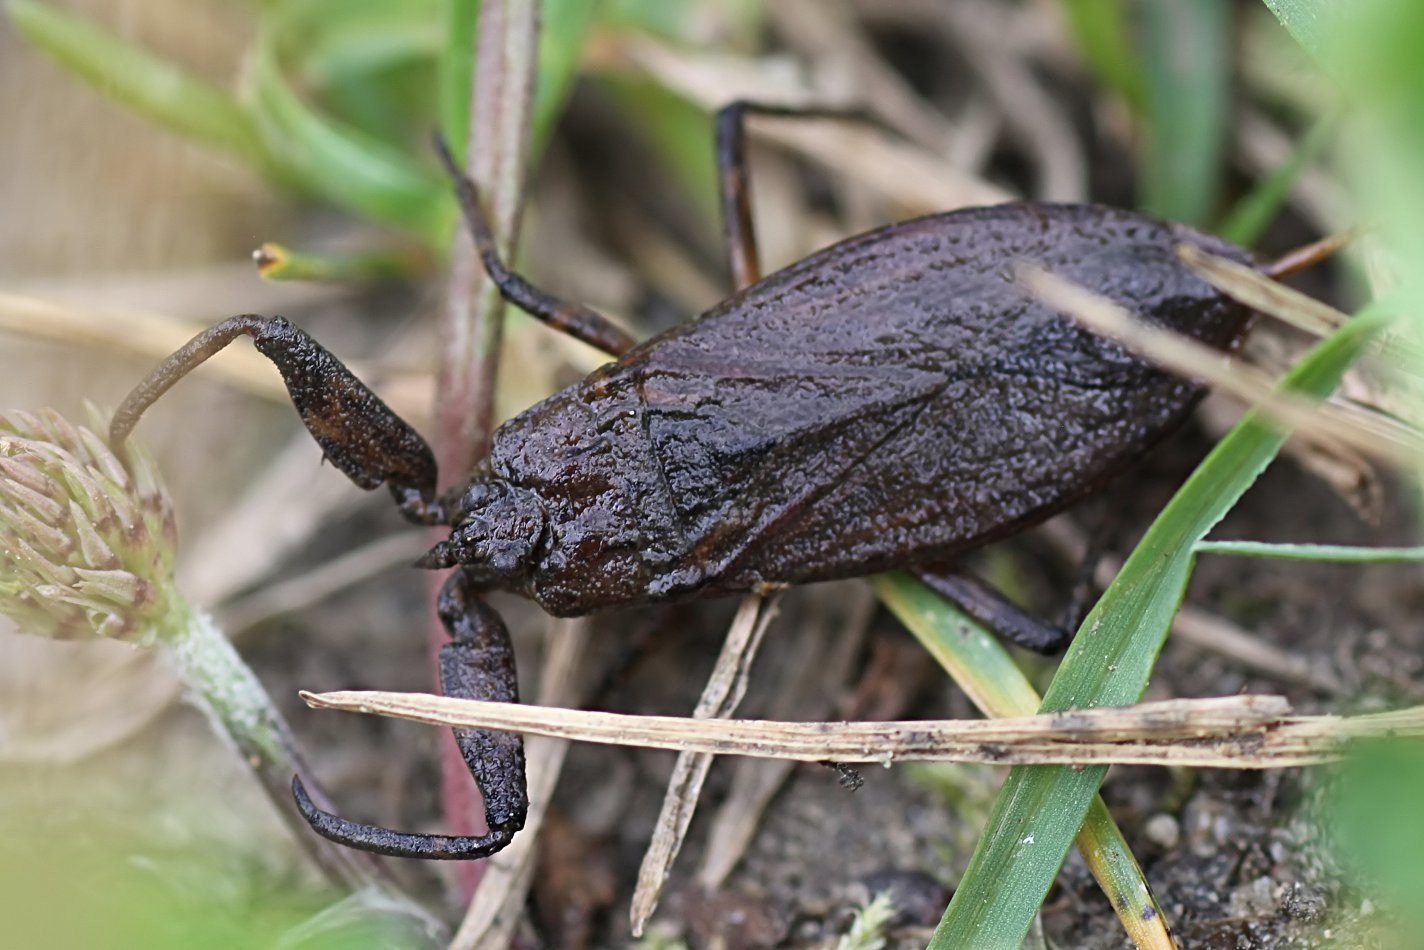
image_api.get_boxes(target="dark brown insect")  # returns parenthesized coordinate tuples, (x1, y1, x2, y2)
(109, 103, 1263, 861)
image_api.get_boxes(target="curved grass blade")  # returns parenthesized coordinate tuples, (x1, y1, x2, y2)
(873, 574, 1175, 950)
(932, 307, 1394, 948)
(1195, 540, 1424, 563)
(1058, 0, 1146, 113)
(249, 26, 451, 243)
(1217, 115, 1336, 247)
(1260, 0, 1332, 62)
(8, 0, 264, 166)
(1140, 0, 1231, 226)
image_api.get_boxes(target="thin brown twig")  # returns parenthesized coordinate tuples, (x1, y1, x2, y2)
(697, 584, 877, 890)
(1179, 245, 1349, 336)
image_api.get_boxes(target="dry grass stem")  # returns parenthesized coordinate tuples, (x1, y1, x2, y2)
(0, 293, 286, 401)
(300, 690, 1424, 769)
(0, 294, 431, 431)
(1179, 245, 1349, 336)
(768, 0, 960, 154)
(1189, 243, 1424, 373)
(697, 584, 877, 890)
(182, 436, 382, 606)
(1170, 602, 1345, 694)
(1017, 265, 1424, 466)
(629, 591, 781, 936)
(219, 531, 427, 633)
(936, 3, 1087, 200)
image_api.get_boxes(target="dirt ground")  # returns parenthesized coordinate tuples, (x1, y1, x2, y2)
(2, 2, 1420, 948)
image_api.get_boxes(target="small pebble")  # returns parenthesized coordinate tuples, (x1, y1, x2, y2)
(1143, 813, 1180, 850)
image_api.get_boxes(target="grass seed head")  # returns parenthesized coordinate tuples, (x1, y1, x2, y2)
(0, 407, 181, 643)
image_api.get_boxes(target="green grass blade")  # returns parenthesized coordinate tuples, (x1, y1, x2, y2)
(1139, 0, 1231, 225)
(1217, 115, 1336, 247)
(253, 242, 431, 282)
(284, 0, 441, 89)
(1195, 540, 1424, 563)
(1259, 0, 1332, 62)
(932, 306, 1393, 949)
(872, 574, 1041, 714)
(1058, 0, 1146, 113)
(249, 27, 451, 243)
(438, 0, 479, 167)
(530, 0, 599, 159)
(277, 0, 441, 146)
(7, 0, 264, 166)
(873, 574, 1173, 948)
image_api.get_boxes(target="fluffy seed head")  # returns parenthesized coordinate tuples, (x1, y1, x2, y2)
(0, 408, 181, 643)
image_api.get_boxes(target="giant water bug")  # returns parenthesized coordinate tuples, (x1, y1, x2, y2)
(110, 102, 1318, 860)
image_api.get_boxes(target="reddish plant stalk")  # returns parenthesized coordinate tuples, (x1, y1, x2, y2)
(428, 0, 540, 902)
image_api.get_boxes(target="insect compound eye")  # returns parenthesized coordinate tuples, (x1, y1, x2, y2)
(423, 481, 547, 581)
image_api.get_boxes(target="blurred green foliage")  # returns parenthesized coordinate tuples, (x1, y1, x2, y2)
(1329, 739, 1424, 931)
(7, 0, 599, 251)
(0, 795, 416, 949)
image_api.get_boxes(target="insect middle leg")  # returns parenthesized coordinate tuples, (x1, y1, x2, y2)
(434, 137, 636, 358)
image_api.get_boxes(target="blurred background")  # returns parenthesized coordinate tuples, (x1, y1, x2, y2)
(2, 1, 1422, 947)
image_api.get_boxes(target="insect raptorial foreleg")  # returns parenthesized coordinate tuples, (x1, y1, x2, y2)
(436, 568, 528, 844)
(108, 314, 448, 525)
(433, 137, 636, 359)
(913, 565, 1071, 655)
(294, 568, 526, 859)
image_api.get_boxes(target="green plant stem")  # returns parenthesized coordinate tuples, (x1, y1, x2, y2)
(254, 242, 431, 282)
(160, 600, 440, 939)
(1195, 540, 1424, 562)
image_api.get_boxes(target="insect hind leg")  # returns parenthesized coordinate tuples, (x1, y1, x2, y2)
(715, 100, 875, 289)
(294, 568, 526, 859)
(914, 565, 1071, 654)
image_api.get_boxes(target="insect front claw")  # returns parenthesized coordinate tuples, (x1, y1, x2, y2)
(291, 776, 515, 860)
(415, 539, 459, 570)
